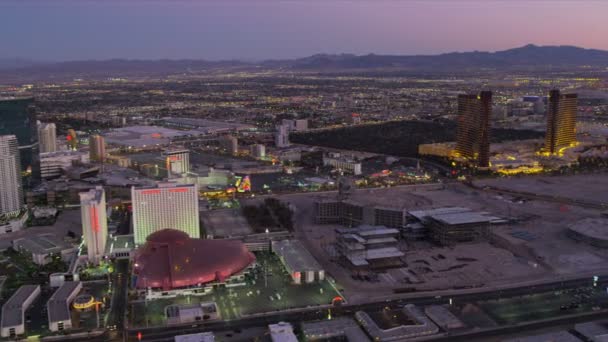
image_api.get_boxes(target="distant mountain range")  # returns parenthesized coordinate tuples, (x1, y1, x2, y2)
(1, 45, 607, 82)
(280, 44, 608, 70)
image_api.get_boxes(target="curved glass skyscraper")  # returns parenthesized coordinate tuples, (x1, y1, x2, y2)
(0, 98, 39, 183)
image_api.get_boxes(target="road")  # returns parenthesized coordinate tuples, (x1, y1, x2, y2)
(470, 182, 608, 210)
(123, 275, 608, 341)
(106, 259, 129, 341)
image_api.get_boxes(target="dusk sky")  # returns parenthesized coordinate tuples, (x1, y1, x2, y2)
(2, 0, 608, 61)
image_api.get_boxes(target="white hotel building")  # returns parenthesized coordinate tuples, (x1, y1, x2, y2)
(80, 186, 108, 265)
(0, 135, 23, 218)
(132, 183, 200, 245)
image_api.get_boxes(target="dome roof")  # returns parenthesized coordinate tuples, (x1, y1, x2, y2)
(146, 229, 189, 244)
(133, 229, 255, 290)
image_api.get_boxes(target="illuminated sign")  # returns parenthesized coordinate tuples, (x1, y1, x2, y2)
(235, 175, 251, 193)
(141, 190, 161, 195)
(90, 206, 100, 232)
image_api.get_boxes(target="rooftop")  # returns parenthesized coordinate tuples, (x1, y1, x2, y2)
(133, 182, 196, 191)
(0, 285, 40, 328)
(104, 125, 202, 147)
(79, 186, 104, 204)
(162, 117, 254, 132)
(569, 218, 608, 241)
(174, 332, 215, 342)
(302, 317, 369, 341)
(47, 281, 82, 323)
(12, 234, 73, 255)
(356, 304, 439, 341)
(272, 240, 323, 272)
(431, 211, 493, 226)
(268, 322, 298, 342)
(335, 225, 400, 237)
(408, 207, 472, 222)
(574, 321, 608, 341)
(502, 331, 582, 342)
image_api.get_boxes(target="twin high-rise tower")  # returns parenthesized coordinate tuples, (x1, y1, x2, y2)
(455, 91, 493, 168)
(454, 89, 577, 167)
(544, 89, 577, 154)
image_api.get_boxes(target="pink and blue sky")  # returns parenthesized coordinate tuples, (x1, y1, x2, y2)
(2, 0, 607, 60)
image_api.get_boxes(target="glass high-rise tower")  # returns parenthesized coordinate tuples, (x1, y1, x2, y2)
(545, 90, 577, 155)
(455, 91, 492, 168)
(0, 135, 24, 217)
(0, 98, 39, 182)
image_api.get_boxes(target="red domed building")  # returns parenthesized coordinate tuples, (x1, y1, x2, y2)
(133, 229, 255, 290)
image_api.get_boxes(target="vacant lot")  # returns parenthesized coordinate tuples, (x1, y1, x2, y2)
(291, 120, 544, 157)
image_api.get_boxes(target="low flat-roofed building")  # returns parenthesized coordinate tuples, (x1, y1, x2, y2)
(0, 285, 41, 338)
(272, 240, 324, 284)
(407, 207, 497, 245)
(314, 198, 407, 229)
(106, 234, 135, 259)
(104, 125, 203, 148)
(162, 117, 254, 133)
(47, 281, 82, 332)
(335, 225, 404, 268)
(313, 199, 341, 224)
(269, 322, 298, 342)
(322, 152, 362, 175)
(165, 302, 219, 325)
(40, 151, 89, 179)
(302, 317, 370, 341)
(0, 276, 6, 300)
(427, 212, 492, 245)
(568, 218, 608, 249)
(574, 321, 608, 341)
(424, 305, 465, 330)
(355, 304, 439, 341)
(12, 233, 75, 265)
(174, 332, 215, 342)
(502, 330, 582, 342)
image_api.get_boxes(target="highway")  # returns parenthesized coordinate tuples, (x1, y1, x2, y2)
(470, 182, 608, 210)
(123, 275, 608, 341)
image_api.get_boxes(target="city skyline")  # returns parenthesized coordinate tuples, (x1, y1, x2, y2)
(2, 0, 608, 61)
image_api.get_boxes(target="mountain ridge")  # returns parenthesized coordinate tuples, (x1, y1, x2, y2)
(1, 45, 607, 82)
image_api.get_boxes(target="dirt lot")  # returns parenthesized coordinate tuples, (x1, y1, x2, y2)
(265, 179, 608, 303)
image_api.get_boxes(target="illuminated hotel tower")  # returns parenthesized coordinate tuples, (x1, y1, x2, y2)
(455, 91, 492, 168)
(544, 90, 577, 154)
(162, 149, 190, 178)
(80, 186, 108, 265)
(89, 134, 106, 162)
(66, 129, 78, 150)
(131, 183, 200, 245)
(0, 135, 24, 217)
(37, 122, 57, 153)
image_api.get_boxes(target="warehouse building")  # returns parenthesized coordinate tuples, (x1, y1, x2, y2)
(335, 225, 404, 268)
(314, 199, 406, 229)
(269, 322, 298, 342)
(356, 304, 439, 341)
(166, 302, 219, 325)
(12, 234, 75, 266)
(47, 281, 82, 332)
(0, 285, 41, 338)
(174, 332, 215, 342)
(272, 240, 324, 284)
(407, 207, 501, 245)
